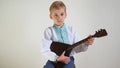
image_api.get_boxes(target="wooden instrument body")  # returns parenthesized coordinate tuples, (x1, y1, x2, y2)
(50, 41, 72, 57)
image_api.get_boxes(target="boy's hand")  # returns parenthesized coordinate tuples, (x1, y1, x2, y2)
(85, 35, 94, 46)
(57, 51, 70, 64)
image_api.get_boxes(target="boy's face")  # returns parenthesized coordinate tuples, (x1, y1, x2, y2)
(50, 8, 67, 27)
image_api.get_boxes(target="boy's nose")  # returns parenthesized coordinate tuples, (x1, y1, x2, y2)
(57, 16, 62, 20)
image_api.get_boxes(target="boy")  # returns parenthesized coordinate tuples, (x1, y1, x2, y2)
(41, 1, 94, 68)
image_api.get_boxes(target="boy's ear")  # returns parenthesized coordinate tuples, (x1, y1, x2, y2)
(65, 13, 67, 18)
(50, 14, 52, 19)
(65, 12, 67, 18)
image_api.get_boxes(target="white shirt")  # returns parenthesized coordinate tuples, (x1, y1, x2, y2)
(41, 24, 88, 61)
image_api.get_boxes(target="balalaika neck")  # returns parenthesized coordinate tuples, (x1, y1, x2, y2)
(67, 35, 94, 51)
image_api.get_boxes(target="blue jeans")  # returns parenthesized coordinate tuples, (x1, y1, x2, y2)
(44, 57, 74, 68)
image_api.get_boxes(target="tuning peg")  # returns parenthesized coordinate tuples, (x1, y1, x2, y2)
(100, 29, 103, 31)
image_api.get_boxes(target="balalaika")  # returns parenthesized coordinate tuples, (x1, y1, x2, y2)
(50, 29, 108, 68)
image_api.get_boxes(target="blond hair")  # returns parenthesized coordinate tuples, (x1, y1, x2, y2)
(49, 1, 66, 14)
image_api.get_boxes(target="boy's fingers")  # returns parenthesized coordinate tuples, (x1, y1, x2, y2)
(64, 57, 70, 64)
(62, 51, 66, 55)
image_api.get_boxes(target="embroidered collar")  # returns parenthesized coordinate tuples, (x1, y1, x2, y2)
(53, 23, 66, 30)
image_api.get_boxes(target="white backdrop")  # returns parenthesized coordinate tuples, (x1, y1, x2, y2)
(0, 0, 120, 68)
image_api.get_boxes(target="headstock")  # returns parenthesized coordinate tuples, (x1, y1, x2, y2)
(93, 29, 108, 38)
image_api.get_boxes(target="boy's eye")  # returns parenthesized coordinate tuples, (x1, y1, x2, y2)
(55, 14, 58, 17)
(61, 13, 64, 16)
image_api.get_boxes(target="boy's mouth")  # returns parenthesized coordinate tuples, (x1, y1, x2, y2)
(57, 20, 63, 23)
(58, 21, 62, 22)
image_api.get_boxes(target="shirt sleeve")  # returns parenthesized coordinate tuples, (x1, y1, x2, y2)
(41, 28, 58, 61)
(70, 27, 88, 56)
